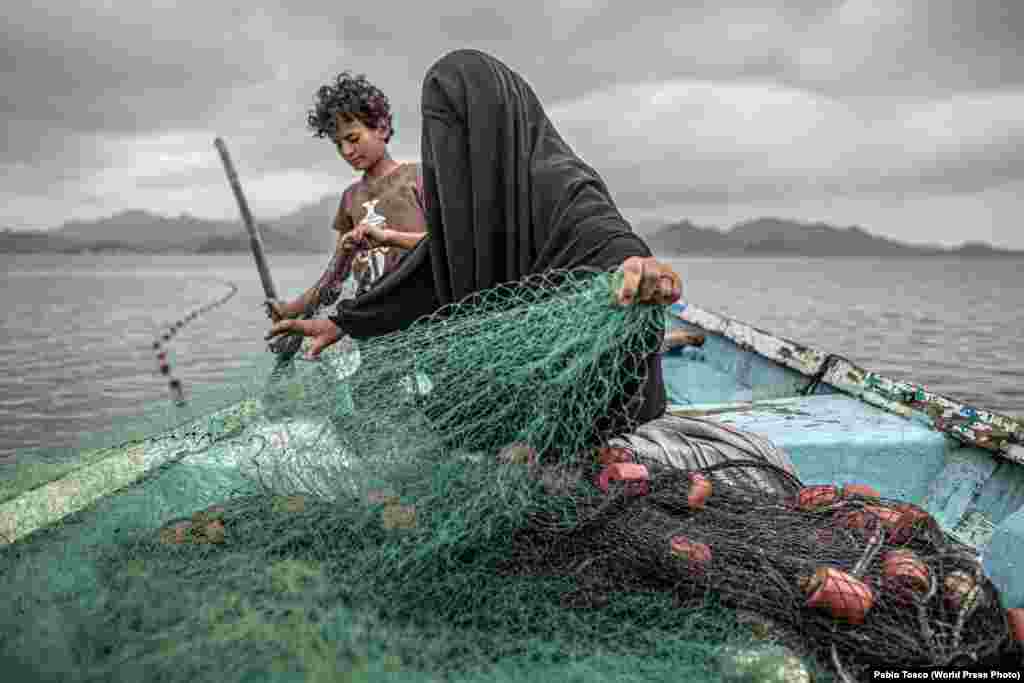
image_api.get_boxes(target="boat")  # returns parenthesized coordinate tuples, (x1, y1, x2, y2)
(2, 299, 1022, 676)
(659, 302, 1024, 613)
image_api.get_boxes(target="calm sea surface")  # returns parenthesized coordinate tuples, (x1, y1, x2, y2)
(1, 252, 1021, 465)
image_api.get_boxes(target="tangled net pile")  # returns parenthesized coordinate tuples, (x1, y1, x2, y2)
(2, 270, 1019, 683)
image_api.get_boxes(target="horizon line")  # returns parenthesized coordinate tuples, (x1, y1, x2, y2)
(6, 206, 1022, 253)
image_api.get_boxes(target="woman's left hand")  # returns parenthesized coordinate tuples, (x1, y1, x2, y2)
(616, 256, 683, 306)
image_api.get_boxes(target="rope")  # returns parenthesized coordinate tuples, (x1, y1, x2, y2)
(151, 280, 238, 405)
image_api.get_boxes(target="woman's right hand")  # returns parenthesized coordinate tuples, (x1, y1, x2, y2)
(265, 318, 342, 360)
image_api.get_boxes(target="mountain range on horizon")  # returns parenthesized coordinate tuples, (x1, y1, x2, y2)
(639, 218, 1023, 258)
(1, 197, 1021, 259)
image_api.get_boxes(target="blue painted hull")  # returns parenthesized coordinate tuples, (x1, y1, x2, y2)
(664, 302, 1024, 608)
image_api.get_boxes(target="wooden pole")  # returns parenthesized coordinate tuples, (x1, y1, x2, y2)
(214, 137, 303, 360)
(214, 137, 279, 301)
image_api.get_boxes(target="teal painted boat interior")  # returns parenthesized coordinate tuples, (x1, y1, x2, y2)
(663, 303, 1024, 608)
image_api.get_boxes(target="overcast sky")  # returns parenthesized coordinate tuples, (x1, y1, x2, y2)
(2, 0, 1022, 247)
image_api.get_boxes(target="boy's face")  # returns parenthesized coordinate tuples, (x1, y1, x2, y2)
(333, 115, 389, 172)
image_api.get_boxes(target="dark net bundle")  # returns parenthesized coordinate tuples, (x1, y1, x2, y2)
(3, 269, 1017, 683)
(525, 453, 1017, 680)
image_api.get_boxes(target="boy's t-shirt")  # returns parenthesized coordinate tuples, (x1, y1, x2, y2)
(335, 162, 427, 277)
(313, 162, 427, 308)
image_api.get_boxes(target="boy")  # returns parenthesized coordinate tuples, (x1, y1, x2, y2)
(267, 71, 427, 322)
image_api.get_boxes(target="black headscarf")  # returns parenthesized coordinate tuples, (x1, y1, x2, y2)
(330, 49, 665, 422)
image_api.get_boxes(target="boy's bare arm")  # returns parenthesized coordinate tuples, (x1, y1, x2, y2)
(266, 204, 353, 320)
(305, 229, 356, 307)
(297, 207, 354, 308)
(382, 230, 425, 251)
(306, 201, 359, 303)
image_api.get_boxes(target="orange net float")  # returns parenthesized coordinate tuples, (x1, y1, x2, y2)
(792, 479, 938, 542)
(794, 481, 878, 512)
(887, 503, 936, 545)
(687, 472, 713, 509)
(669, 535, 712, 574)
(795, 484, 841, 511)
(1007, 608, 1024, 644)
(158, 504, 227, 546)
(594, 462, 649, 497)
(842, 483, 880, 499)
(836, 505, 903, 535)
(594, 446, 634, 466)
(944, 570, 983, 614)
(882, 550, 931, 603)
(834, 503, 941, 547)
(800, 566, 875, 625)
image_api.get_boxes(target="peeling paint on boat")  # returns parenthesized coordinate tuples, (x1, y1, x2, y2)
(673, 302, 1024, 465)
(672, 305, 828, 377)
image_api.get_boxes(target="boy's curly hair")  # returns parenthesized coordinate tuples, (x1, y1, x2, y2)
(307, 72, 393, 142)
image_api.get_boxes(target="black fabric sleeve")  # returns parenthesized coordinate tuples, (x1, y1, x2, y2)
(328, 238, 441, 340)
(576, 231, 667, 424)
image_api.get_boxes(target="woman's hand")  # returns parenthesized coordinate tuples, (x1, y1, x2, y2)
(615, 256, 682, 306)
(265, 318, 342, 359)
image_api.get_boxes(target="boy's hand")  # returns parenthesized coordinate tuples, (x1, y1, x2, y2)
(264, 298, 304, 322)
(340, 231, 360, 255)
(350, 220, 390, 249)
(265, 299, 293, 322)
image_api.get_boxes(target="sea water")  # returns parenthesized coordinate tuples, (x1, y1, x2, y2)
(1, 252, 1020, 467)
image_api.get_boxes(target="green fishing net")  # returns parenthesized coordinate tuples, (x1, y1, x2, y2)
(1, 269, 1018, 683)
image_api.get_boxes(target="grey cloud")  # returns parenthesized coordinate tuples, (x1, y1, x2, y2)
(6, 1, 1021, 151)
(1, 3, 275, 155)
(599, 140, 1024, 210)
(132, 167, 233, 191)
(2, 0, 1022, 242)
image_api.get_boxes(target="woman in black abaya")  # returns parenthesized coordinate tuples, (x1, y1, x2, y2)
(268, 49, 796, 490)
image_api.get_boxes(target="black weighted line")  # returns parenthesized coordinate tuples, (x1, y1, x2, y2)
(152, 280, 238, 405)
